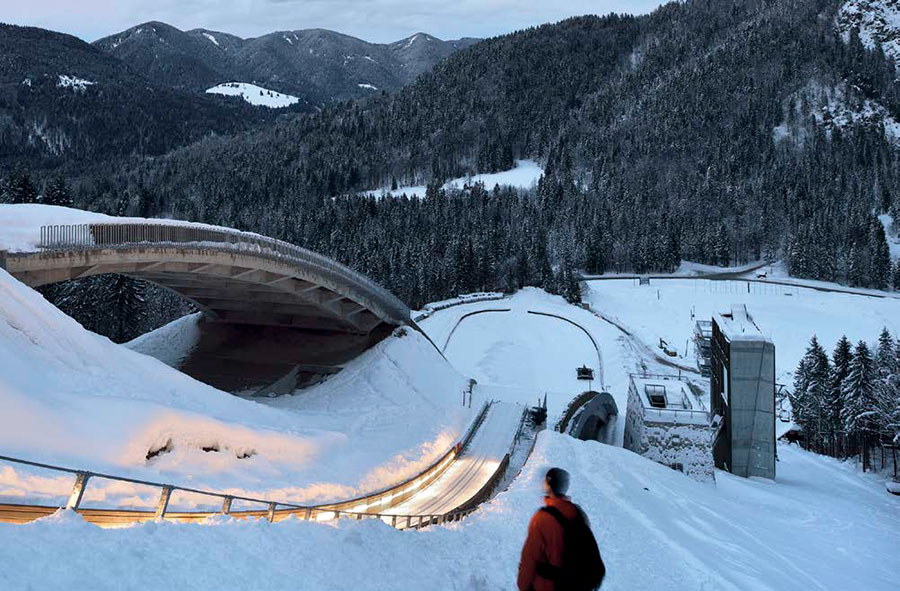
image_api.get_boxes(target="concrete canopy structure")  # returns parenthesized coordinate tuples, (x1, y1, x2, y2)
(710, 305, 776, 479)
(2, 223, 410, 334)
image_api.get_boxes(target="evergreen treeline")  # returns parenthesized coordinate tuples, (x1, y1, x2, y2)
(34, 1, 894, 290)
(791, 329, 900, 474)
(3, 0, 900, 334)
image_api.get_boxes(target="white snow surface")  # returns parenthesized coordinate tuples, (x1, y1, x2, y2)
(1, 433, 896, 591)
(368, 160, 544, 199)
(838, 0, 900, 64)
(357, 83, 378, 90)
(205, 82, 300, 108)
(879, 213, 900, 260)
(202, 32, 219, 47)
(419, 288, 633, 445)
(126, 312, 204, 367)
(0, 268, 471, 507)
(585, 278, 900, 385)
(0, 204, 237, 253)
(56, 75, 95, 91)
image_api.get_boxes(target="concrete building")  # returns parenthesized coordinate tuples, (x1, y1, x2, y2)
(624, 374, 713, 481)
(710, 305, 776, 479)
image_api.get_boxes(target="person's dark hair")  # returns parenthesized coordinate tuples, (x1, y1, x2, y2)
(545, 467, 570, 496)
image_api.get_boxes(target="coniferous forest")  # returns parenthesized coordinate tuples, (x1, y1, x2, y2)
(2, 0, 900, 337)
(791, 329, 900, 476)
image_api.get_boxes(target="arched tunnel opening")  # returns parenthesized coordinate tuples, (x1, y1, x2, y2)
(564, 391, 619, 445)
(39, 273, 395, 395)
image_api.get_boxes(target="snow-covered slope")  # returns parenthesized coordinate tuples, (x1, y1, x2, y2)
(205, 82, 300, 108)
(838, 0, 900, 63)
(419, 288, 633, 445)
(2, 433, 896, 591)
(368, 159, 544, 199)
(0, 268, 471, 507)
(585, 278, 900, 385)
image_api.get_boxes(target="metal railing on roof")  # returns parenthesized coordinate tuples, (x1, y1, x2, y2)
(35, 223, 410, 325)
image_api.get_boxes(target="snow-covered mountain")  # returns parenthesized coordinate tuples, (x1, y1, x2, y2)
(93, 22, 479, 106)
(838, 0, 900, 62)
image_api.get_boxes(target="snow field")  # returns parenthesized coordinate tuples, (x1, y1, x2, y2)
(2, 432, 896, 591)
(205, 82, 300, 108)
(367, 159, 544, 199)
(585, 278, 900, 385)
(419, 288, 636, 445)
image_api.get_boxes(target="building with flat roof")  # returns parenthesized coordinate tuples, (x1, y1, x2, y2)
(624, 373, 713, 481)
(710, 304, 776, 479)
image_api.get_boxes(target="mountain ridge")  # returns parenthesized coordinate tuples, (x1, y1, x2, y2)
(93, 21, 480, 105)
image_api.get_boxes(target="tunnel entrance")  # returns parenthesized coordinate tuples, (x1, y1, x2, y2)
(563, 391, 619, 445)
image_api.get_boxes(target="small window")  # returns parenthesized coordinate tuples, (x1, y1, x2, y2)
(645, 385, 666, 408)
(669, 463, 684, 473)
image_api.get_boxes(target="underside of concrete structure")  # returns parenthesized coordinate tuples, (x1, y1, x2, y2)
(1, 222, 412, 393)
(171, 319, 393, 393)
(3, 223, 410, 334)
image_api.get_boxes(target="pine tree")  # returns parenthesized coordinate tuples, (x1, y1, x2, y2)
(847, 245, 866, 288)
(869, 220, 891, 290)
(793, 336, 830, 447)
(829, 336, 852, 433)
(875, 328, 895, 378)
(103, 275, 148, 343)
(4, 170, 39, 204)
(43, 177, 74, 208)
(842, 341, 877, 447)
(893, 259, 900, 291)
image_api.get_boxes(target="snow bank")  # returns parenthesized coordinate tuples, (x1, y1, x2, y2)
(2, 434, 896, 591)
(0, 268, 471, 506)
(126, 312, 203, 367)
(368, 159, 544, 199)
(205, 82, 300, 108)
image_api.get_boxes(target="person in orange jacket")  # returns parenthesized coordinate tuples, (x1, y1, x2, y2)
(517, 467, 605, 591)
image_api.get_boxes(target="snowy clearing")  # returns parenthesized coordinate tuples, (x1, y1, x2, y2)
(205, 82, 299, 108)
(2, 433, 896, 591)
(0, 267, 472, 507)
(358, 83, 378, 90)
(584, 278, 900, 385)
(879, 213, 900, 260)
(367, 159, 544, 199)
(56, 75, 95, 91)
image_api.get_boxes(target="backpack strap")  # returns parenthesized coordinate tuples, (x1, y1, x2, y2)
(534, 506, 571, 581)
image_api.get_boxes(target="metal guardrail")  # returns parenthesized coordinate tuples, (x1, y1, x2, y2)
(35, 223, 410, 325)
(0, 403, 503, 529)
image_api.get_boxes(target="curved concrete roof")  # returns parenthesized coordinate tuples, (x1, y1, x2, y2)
(2, 222, 410, 334)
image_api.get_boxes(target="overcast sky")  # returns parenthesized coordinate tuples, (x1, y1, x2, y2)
(3, 0, 667, 43)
